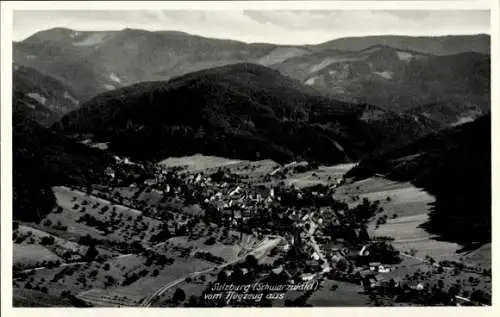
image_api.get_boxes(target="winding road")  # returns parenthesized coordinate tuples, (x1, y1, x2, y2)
(140, 236, 285, 307)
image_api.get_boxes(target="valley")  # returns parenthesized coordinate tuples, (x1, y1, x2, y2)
(12, 154, 491, 307)
(10, 25, 491, 308)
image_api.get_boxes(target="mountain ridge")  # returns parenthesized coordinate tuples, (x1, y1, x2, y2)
(313, 34, 490, 55)
(14, 28, 489, 109)
(54, 62, 442, 166)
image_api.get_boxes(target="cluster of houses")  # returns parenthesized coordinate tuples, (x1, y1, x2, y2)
(113, 160, 402, 292)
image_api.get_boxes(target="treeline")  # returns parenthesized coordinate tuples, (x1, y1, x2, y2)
(13, 114, 113, 223)
(347, 115, 491, 245)
(54, 63, 441, 166)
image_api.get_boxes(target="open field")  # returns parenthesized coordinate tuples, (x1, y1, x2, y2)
(13, 221, 271, 307)
(14, 262, 91, 297)
(381, 255, 492, 297)
(76, 289, 141, 307)
(13, 224, 96, 270)
(49, 186, 166, 246)
(17, 224, 83, 252)
(462, 244, 491, 269)
(118, 258, 212, 295)
(13, 244, 63, 267)
(155, 275, 217, 306)
(160, 154, 280, 183)
(335, 177, 464, 260)
(223, 160, 280, 183)
(13, 288, 75, 307)
(279, 163, 356, 189)
(306, 280, 370, 306)
(159, 154, 244, 172)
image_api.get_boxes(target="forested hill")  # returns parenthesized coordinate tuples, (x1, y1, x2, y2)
(346, 115, 491, 245)
(55, 63, 441, 165)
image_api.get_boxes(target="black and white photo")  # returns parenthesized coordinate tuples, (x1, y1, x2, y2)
(1, 1, 495, 312)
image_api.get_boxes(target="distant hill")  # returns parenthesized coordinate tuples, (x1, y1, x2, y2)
(346, 115, 491, 245)
(54, 63, 441, 165)
(13, 64, 80, 126)
(313, 34, 490, 56)
(14, 27, 306, 101)
(14, 28, 489, 111)
(272, 46, 490, 116)
(403, 102, 484, 127)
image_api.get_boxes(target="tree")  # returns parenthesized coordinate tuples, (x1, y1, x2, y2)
(217, 270, 228, 283)
(187, 295, 199, 307)
(245, 254, 258, 269)
(470, 289, 491, 304)
(104, 275, 116, 288)
(359, 227, 370, 242)
(85, 245, 99, 260)
(173, 288, 186, 303)
(40, 236, 55, 246)
(204, 236, 216, 245)
(437, 279, 445, 290)
(336, 258, 348, 272)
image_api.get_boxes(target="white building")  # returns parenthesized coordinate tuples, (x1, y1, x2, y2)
(301, 273, 315, 281)
(229, 186, 242, 197)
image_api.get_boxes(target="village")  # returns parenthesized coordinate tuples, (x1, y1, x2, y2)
(96, 155, 491, 306)
(13, 154, 491, 307)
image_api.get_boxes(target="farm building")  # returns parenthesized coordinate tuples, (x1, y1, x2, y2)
(301, 273, 315, 281)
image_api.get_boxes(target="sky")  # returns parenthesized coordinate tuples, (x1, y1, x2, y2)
(13, 10, 490, 45)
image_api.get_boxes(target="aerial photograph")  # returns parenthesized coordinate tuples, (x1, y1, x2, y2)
(10, 7, 491, 308)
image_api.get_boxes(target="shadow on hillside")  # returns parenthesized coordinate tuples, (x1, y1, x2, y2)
(417, 200, 490, 252)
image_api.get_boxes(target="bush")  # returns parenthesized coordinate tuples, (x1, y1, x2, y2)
(104, 275, 116, 288)
(376, 217, 387, 225)
(85, 245, 99, 260)
(204, 236, 216, 245)
(173, 288, 186, 302)
(122, 273, 140, 286)
(40, 236, 55, 246)
(88, 270, 98, 278)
